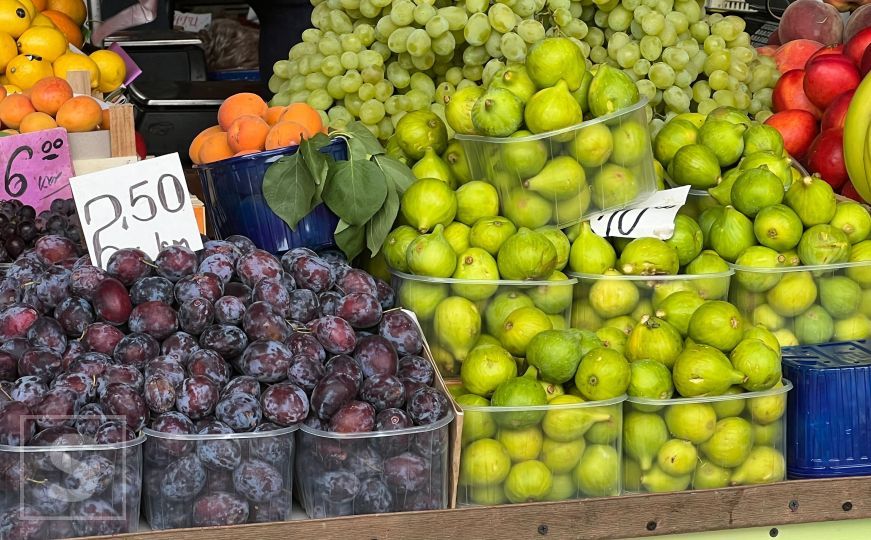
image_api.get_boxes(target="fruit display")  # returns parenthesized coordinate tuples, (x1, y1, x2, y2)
(0, 77, 109, 135)
(624, 381, 792, 493)
(0, 198, 84, 263)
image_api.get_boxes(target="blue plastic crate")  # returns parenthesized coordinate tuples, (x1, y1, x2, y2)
(782, 340, 871, 478)
(196, 139, 346, 254)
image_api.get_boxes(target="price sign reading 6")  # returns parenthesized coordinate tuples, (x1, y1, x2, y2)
(4, 145, 31, 198)
(0, 128, 73, 212)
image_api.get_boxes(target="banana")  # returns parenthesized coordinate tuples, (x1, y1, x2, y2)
(844, 73, 871, 200)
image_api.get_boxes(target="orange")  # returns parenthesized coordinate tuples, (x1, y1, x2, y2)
(17, 26, 68, 62)
(197, 131, 234, 164)
(217, 92, 267, 130)
(188, 125, 222, 164)
(0, 87, 6, 101)
(0, 93, 34, 128)
(30, 12, 53, 26)
(89, 49, 125, 92)
(6, 54, 53, 90)
(30, 76, 72, 115)
(55, 94, 100, 132)
(263, 106, 285, 126)
(279, 102, 324, 135)
(19, 110, 56, 132)
(227, 114, 269, 153)
(53, 51, 99, 89)
(265, 121, 308, 150)
(0, 0, 32, 38)
(45, 0, 84, 26)
(40, 10, 82, 49)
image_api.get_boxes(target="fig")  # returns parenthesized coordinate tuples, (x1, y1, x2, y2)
(470, 216, 517, 256)
(568, 222, 616, 274)
(730, 338, 781, 391)
(445, 85, 485, 135)
(489, 64, 537, 104)
(434, 296, 482, 362)
(625, 316, 684, 368)
(766, 271, 818, 317)
(459, 344, 517, 397)
(401, 178, 457, 233)
(753, 204, 803, 251)
(444, 222, 471, 254)
(524, 156, 586, 200)
(589, 269, 640, 319)
(707, 107, 751, 126)
(669, 144, 721, 189)
(743, 124, 784, 157)
(784, 175, 837, 227)
(499, 306, 553, 356)
(460, 438, 512, 488)
(707, 167, 741, 207)
(553, 191, 592, 226)
(664, 402, 717, 445)
(734, 246, 785, 293)
(504, 460, 553, 503)
(574, 444, 620, 497)
(471, 86, 524, 137)
(685, 250, 731, 300)
(587, 64, 640, 118)
(526, 37, 585, 90)
(398, 280, 448, 321)
(524, 80, 584, 137)
(694, 460, 732, 490)
(610, 120, 649, 167)
(628, 359, 675, 404)
(847, 240, 871, 287)
(699, 417, 753, 468)
(747, 380, 787, 424)
(653, 119, 698, 166)
(654, 290, 706, 336)
(452, 247, 500, 301)
(405, 224, 457, 278)
(672, 343, 747, 397)
(744, 324, 782, 355)
(697, 119, 746, 167)
(383, 226, 419, 272)
(687, 300, 745, 352)
(657, 439, 699, 477)
(833, 313, 870, 341)
(527, 330, 583, 384)
(536, 227, 571, 271)
(411, 147, 456, 188)
(698, 206, 725, 245)
(484, 290, 534, 336)
(650, 280, 697, 308)
(731, 447, 785, 486)
(739, 151, 793, 190)
(568, 123, 613, 168)
(501, 130, 548, 178)
(666, 214, 704, 266)
(396, 110, 448, 159)
(574, 347, 632, 401)
(708, 206, 756, 262)
(794, 305, 834, 344)
(444, 140, 474, 184)
(797, 224, 851, 265)
(528, 270, 574, 314)
(819, 276, 861, 319)
(572, 70, 594, 113)
(830, 202, 871, 244)
(502, 189, 554, 229)
(618, 238, 680, 276)
(596, 326, 628, 354)
(456, 181, 500, 226)
(591, 164, 640, 210)
(623, 411, 669, 471)
(496, 228, 558, 281)
(730, 167, 784, 218)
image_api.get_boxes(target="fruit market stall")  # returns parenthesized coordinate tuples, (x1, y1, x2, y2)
(7, 0, 871, 539)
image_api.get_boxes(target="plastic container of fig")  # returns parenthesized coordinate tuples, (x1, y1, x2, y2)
(455, 98, 657, 229)
(141, 424, 297, 529)
(295, 311, 462, 518)
(455, 395, 625, 505)
(623, 380, 792, 494)
(390, 271, 578, 378)
(727, 261, 871, 347)
(0, 434, 145, 539)
(567, 270, 735, 335)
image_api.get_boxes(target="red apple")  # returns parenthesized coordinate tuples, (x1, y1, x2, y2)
(841, 181, 866, 203)
(806, 128, 849, 190)
(807, 44, 845, 64)
(845, 27, 871, 66)
(774, 39, 824, 73)
(803, 56, 861, 109)
(773, 69, 822, 117)
(820, 90, 855, 131)
(765, 109, 819, 160)
(862, 45, 871, 76)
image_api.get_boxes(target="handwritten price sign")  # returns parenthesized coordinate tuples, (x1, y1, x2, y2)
(0, 128, 74, 213)
(70, 153, 204, 269)
(590, 186, 691, 239)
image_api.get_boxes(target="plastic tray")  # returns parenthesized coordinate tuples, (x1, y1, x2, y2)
(390, 271, 577, 377)
(456, 396, 625, 504)
(728, 261, 871, 346)
(783, 341, 871, 478)
(0, 435, 144, 539)
(142, 425, 296, 529)
(625, 381, 792, 493)
(456, 99, 657, 229)
(195, 138, 346, 254)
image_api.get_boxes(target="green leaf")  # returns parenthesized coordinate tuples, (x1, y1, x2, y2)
(374, 154, 416, 194)
(300, 137, 332, 188)
(262, 154, 317, 232)
(335, 220, 366, 261)
(306, 132, 332, 150)
(322, 159, 388, 226)
(366, 181, 399, 256)
(342, 122, 385, 159)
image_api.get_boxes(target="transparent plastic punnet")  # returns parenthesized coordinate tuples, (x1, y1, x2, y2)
(456, 98, 657, 229)
(142, 425, 297, 529)
(728, 261, 871, 346)
(295, 411, 454, 518)
(568, 270, 735, 334)
(0, 435, 144, 539)
(624, 380, 792, 494)
(390, 270, 578, 377)
(456, 395, 625, 505)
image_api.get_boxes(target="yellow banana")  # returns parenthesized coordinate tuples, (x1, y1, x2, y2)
(844, 73, 871, 200)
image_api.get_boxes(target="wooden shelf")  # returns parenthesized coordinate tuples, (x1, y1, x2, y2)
(90, 476, 871, 540)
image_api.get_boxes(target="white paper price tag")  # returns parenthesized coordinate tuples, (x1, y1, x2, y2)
(589, 186, 691, 239)
(70, 153, 204, 269)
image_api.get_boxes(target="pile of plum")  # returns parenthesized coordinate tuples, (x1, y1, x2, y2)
(0, 200, 84, 263)
(0, 232, 451, 535)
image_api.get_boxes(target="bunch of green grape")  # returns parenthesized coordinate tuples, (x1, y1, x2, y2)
(578, 0, 779, 126)
(268, 0, 591, 140)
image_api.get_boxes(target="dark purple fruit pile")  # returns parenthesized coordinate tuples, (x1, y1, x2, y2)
(0, 199, 84, 263)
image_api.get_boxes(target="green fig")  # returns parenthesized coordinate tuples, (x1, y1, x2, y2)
(688, 300, 745, 352)
(445, 85, 485, 136)
(553, 191, 593, 226)
(470, 216, 517, 256)
(501, 130, 548, 178)
(628, 359, 675, 407)
(568, 123, 613, 168)
(526, 37, 586, 90)
(654, 290, 706, 336)
(471, 86, 524, 137)
(536, 226, 571, 271)
(406, 224, 458, 277)
(669, 144, 721, 189)
(489, 63, 537, 104)
(672, 343, 747, 397)
(459, 438, 512, 488)
(785, 175, 838, 227)
(731, 446, 785, 486)
(666, 214, 704, 266)
(830, 201, 871, 244)
(434, 296, 482, 362)
(460, 344, 518, 397)
(685, 250, 731, 300)
(739, 151, 793, 190)
(742, 123, 784, 156)
(571, 69, 594, 113)
(527, 329, 583, 384)
(545, 473, 579, 501)
(456, 181, 500, 226)
(766, 271, 818, 317)
(657, 439, 699, 477)
(653, 118, 698, 166)
(707, 167, 741, 206)
(626, 316, 684, 368)
(834, 313, 870, 341)
(751, 304, 785, 331)
(700, 417, 754, 468)
(456, 394, 497, 444)
(499, 305, 553, 356)
(707, 106, 751, 126)
(596, 326, 628, 353)
(591, 163, 642, 210)
(587, 64, 640, 118)
(397, 280, 448, 321)
(491, 376, 548, 428)
(847, 240, 871, 287)
(412, 147, 457, 188)
(711, 386, 747, 418)
(698, 119, 746, 167)
(574, 444, 621, 497)
(734, 246, 785, 293)
(794, 305, 834, 345)
(640, 464, 692, 493)
(496, 227, 558, 280)
(698, 206, 725, 245)
(401, 178, 457, 233)
(797, 224, 851, 266)
(528, 270, 574, 314)
(623, 410, 669, 471)
(619, 237, 680, 276)
(575, 347, 631, 400)
(525, 80, 584, 136)
(610, 120, 649, 167)
(396, 110, 449, 160)
(664, 402, 717, 444)
(743, 324, 782, 356)
(730, 166, 784, 218)
(524, 156, 587, 201)
(504, 460, 553, 503)
(819, 276, 862, 319)
(502, 189, 554, 229)
(444, 221, 471, 254)
(444, 140, 475, 184)
(383, 225, 419, 272)
(568, 222, 616, 274)
(589, 269, 640, 318)
(452, 247, 500, 300)
(541, 438, 586, 475)
(484, 290, 534, 336)
(693, 460, 732, 489)
(730, 338, 781, 391)
(542, 395, 611, 441)
(753, 204, 803, 251)
(708, 206, 756, 262)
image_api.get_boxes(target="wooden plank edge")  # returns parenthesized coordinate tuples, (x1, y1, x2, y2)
(81, 476, 871, 540)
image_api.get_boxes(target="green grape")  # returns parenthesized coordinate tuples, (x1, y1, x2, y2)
(515, 0, 538, 17)
(748, 98, 762, 114)
(570, 1, 585, 17)
(482, 58, 505, 86)
(445, 66, 463, 86)
(463, 45, 489, 66)
(713, 89, 735, 107)
(655, 0, 673, 14)
(500, 32, 527, 62)
(426, 15, 450, 37)
(649, 62, 675, 89)
(327, 76, 346, 100)
(371, 41, 391, 61)
(608, 6, 632, 31)
(485, 31, 505, 59)
(594, 9, 609, 29)
(273, 60, 290, 78)
(340, 70, 363, 93)
(327, 0, 342, 9)
(703, 49, 731, 75)
(633, 58, 651, 76)
(433, 60, 450, 76)
(271, 91, 293, 106)
(674, 68, 692, 88)
(362, 65, 384, 84)
(414, 3, 437, 26)
(708, 69, 729, 91)
(633, 5, 651, 23)
(731, 46, 754, 64)
(397, 52, 414, 69)
(387, 27, 413, 54)
(328, 105, 353, 127)
(330, 11, 354, 33)
(378, 116, 394, 138)
(577, 40, 591, 57)
(651, 89, 663, 106)
(677, 38, 699, 56)
(375, 16, 397, 40)
(675, 0, 701, 23)
(659, 22, 677, 46)
(734, 91, 750, 111)
(371, 0, 391, 7)
(662, 47, 689, 70)
(599, 0, 620, 11)
(411, 51, 436, 70)
(548, 0, 572, 9)
(641, 11, 665, 35)
(640, 35, 662, 61)
(755, 87, 773, 105)
(489, 3, 516, 33)
(345, 93, 364, 116)
(321, 55, 343, 77)
(358, 82, 376, 101)
(585, 27, 605, 47)
(692, 80, 711, 102)
(690, 50, 707, 72)
(708, 13, 724, 24)
(727, 33, 751, 49)
(390, 0, 415, 26)
(457, 78, 477, 90)
(564, 19, 589, 39)
(440, 6, 469, 31)
(727, 75, 739, 91)
(290, 89, 310, 104)
(432, 32, 455, 56)
(748, 69, 771, 93)
(590, 45, 608, 64)
(462, 64, 484, 81)
(302, 29, 322, 43)
(288, 76, 306, 93)
(311, 3, 330, 28)
(384, 95, 402, 115)
(318, 36, 342, 56)
(307, 88, 333, 110)
(690, 21, 709, 42)
(554, 7, 573, 27)
(623, 0, 641, 9)
(465, 0, 488, 13)
(406, 29, 432, 57)
(756, 55, 776, 69)
(636, 78, 657, 100)
(517, 19, 546, 43)
(665, 11, 688, 33)
(354, 24, 375, 46)
(465, 13, 492, 46)
(608, 31, 632, 57)
(268, 74, 285, 94)
(358, 0, 380, 17)
(406, 88, 431, 110)
(298, 57, 312, 75)
(704, 35, 726, 54)
(663, 85, 690, 112)
(309, 54, 325, 73)
(623, 68, 641, 82)
(410, 72, 436, 96)
(359, 98, 386, 124)
(340, 51, 359, 70)
(359, 50, 384, 68)
(341, 34, 363, 53)
(617, 42, 641, 68)
(729, 61, 749, 82)
(435, 81, 455, 104)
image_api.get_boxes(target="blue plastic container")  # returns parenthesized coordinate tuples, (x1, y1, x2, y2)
(782, 340, 871, 478)
(196, 139, 346, 254)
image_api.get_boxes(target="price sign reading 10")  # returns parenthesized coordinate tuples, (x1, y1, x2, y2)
(70, 153, 204, 270)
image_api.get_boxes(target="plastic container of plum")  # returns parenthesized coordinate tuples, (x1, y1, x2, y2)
(456, 395, 625, 505)
(623, 380, 792, 493)
(727, 261, 871, 347)
(0, 435, 145, 539)
(455, 98, 657, 229)
(141, 425, 297, 529)
(568, 270, 735, 334)
(195, 138, 346, 254)
(390, 271, 578, 377)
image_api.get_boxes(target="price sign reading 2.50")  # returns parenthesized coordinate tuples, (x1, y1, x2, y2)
(70, 153, 204, 270)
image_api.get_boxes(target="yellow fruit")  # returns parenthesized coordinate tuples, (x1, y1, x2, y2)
(16, 26, 68, 62)
(0, 31, 16, 72)
(4, 84, 22, 94)
(0, 0, 32, 38)
(52, 51, 99, 89)
(89, 49, 125, 92)
(46, 0, 86, 26)
(31, 12, 54, 26)
(6, 54, 53, 90)
(16, 0, 34, 18)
